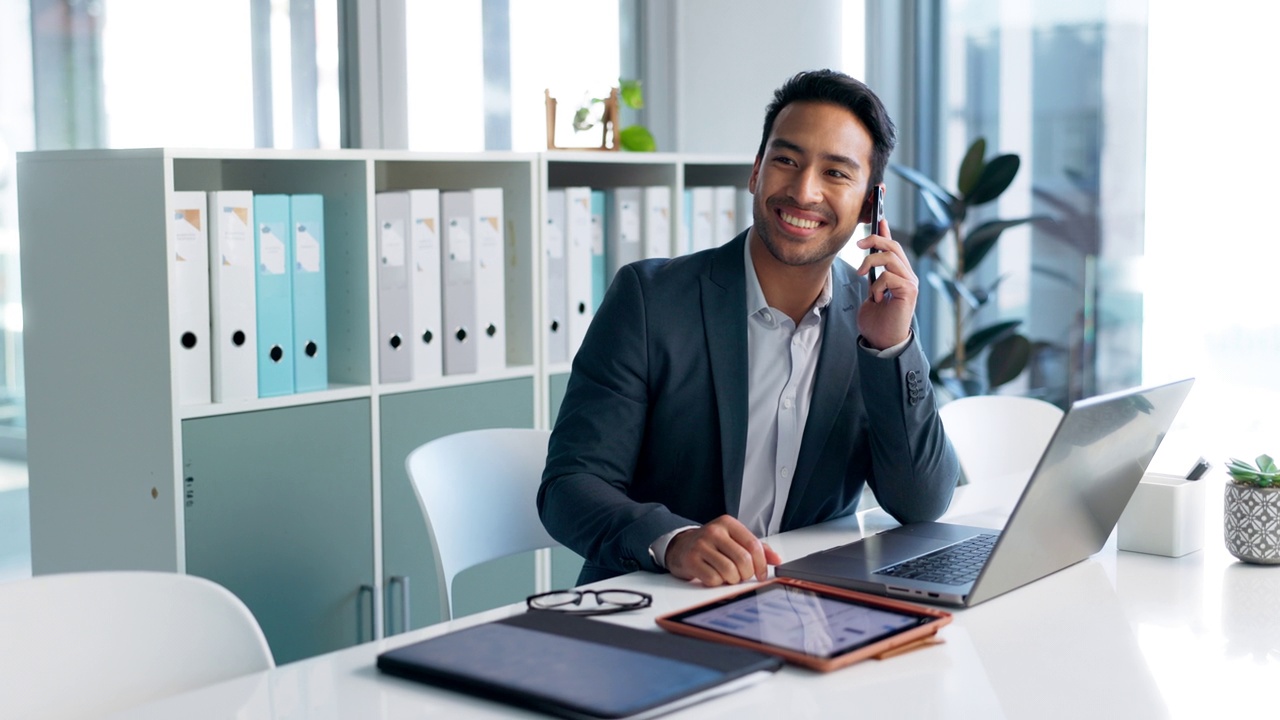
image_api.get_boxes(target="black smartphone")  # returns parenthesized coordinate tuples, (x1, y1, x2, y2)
(869, 185, 884, 282)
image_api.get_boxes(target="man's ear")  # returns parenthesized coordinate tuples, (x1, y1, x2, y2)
(858, 183, 883, 225)
(748, 156, 762, 193)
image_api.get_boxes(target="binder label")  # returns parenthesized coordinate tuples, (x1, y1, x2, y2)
(260, 226, 287, 275)
(220, 206, 252, 266)
(173, 209, 203, 262)
(413, 216, 438, 271)
(295, 225, 322, 273)
(447, 218, 472, 263)
(381, 220, 406, 268)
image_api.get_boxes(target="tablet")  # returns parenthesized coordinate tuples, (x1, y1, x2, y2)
(655, 577, 951, 672)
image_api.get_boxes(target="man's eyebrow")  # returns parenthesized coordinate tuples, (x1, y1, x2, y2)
(769, 137, 861, 171)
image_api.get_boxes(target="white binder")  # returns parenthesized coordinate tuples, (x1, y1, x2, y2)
(713, 186, 738, 247)
(642, 186, 672, 259)
(544, 189, 569, 365)
(375, 191, 413, 384)
(170, 191, 212, 405)
(565, 187, 594, 359)
(606, 187, 642, 283)
(688, 187, 715, 253)
(441, 190, 477, 375)
(407, 189, 443, 381)
(207, 190, 257, 403)
(471, 187, 507, 373)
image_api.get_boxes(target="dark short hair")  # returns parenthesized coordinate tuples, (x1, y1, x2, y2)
(756, 69, 897, 189)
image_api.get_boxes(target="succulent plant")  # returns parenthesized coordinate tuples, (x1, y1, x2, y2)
(1226, 455, 1280, 488)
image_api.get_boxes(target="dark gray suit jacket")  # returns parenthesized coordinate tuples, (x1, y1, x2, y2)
(538, 232, 959, 584)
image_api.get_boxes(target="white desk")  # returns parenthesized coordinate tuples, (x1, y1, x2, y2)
(109, 475, 1279, 719)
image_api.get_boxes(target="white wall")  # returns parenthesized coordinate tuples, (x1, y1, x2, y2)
(664, 0, 846, 154)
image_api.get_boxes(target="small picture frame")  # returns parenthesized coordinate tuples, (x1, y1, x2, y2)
(545, 87, 621, 151)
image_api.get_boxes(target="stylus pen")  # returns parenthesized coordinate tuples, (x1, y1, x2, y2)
(1185, 457, 1210, 481)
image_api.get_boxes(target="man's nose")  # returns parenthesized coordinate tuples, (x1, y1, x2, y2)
(788, 167, 823, 205)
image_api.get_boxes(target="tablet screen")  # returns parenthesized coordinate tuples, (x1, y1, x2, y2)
(669, 583, 932, 659)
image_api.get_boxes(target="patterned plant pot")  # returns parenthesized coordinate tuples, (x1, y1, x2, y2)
(1224, 483, 1280, 564)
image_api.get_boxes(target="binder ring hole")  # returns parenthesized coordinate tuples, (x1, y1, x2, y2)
(455, 328, 468, 343)
(305, 341, 318, 357)
(181, 331, 198, 349)
(550, 319, 560, 332)
(389, 334, 403, 350)
(269, 345, 285, 363)
(486, 324, 497, 337)
(578, 302, 587, 314)
(232, 330, 246, 347)
(422, 329, 433, 345)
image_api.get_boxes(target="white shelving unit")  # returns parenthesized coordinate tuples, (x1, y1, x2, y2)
(17, 147, 753, 663)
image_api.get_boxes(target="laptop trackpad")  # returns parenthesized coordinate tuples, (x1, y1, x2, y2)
(825, 532, 946, 567)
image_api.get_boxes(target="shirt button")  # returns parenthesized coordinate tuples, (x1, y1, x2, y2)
(783, 398, 793, 409)
(762, 311, 772, 322)
(781, 467, 791, 479)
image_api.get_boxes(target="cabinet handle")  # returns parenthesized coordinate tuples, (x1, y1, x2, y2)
(359, 584, 375, 642)
(388, 575, 411, 634)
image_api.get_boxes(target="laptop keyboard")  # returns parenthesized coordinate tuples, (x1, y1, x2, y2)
(876, 533, 999, 586)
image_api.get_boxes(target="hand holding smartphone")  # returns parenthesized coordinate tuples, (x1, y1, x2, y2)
(868, 185, 885, 282)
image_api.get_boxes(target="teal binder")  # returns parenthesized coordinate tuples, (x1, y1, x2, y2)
(590, 190, 607, 312)
(254, 194, 294, 397)
(290, 194, 328, 393)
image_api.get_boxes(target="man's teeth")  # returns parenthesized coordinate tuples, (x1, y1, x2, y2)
(781, 212, 820, 229)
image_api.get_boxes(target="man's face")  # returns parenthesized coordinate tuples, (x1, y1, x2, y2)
(748, 100, 875, 268)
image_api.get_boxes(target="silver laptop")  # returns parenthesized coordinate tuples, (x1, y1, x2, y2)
(776, 378, 1195, 607)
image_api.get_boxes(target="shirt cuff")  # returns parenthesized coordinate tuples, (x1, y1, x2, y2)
(648, 525, 700, 569)
(859, 330, 913, 359)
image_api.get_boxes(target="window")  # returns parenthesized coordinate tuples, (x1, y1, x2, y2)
(1144, 4, 1280, 465)
(932, 0, 1148, 406)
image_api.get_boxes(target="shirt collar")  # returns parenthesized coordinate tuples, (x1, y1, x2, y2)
(743, 237, 834, 323)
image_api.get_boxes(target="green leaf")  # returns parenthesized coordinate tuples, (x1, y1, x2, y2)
(572, 106, 595, 132)
(619, 125, 656, 152)
(965, 154, 1020, 206)
(960, 217, 1044, 272)
(987, 333, 1030, 389)
(889, 164, 958, 226)
(1259, 454, 1277, 473)
(962, 320, 1023, 358)
(957, 138, 987, 197)
(911, 223, 949, 258)
(620, 79, 644, 110)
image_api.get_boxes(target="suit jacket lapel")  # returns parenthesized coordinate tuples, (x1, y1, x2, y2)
(702, 232, 750, 517)
(782, 260, 863, 527)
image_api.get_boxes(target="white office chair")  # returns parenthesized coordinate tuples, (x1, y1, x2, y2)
(405, 427, 562, 621)
(0, 570, 274, 720)
(938, 394, 1065, 499)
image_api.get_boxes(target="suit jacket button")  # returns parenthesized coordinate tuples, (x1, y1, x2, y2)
(907, 370, 919, 381)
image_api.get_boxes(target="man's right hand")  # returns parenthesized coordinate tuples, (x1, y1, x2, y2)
(665, 515, 782, 586)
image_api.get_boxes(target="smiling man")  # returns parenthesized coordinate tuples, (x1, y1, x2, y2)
(538, 69, 960, 586)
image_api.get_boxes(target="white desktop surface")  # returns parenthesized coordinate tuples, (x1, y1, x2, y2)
(108, 474, 1276, 719)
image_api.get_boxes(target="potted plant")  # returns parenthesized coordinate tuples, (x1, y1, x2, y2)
(890, 138, 1048, 399)
(1224, 455, 1280, 564)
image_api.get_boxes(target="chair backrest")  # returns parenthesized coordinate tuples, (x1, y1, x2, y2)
(0, 570, 274, 719)
(405, 427, 560, 620)
(938, 394, 1065, 494)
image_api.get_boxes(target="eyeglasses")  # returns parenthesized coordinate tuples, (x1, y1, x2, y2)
(526, 589, 653, 616)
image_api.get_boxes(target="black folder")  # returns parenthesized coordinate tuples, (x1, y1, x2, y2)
(376, 610, 783, 720)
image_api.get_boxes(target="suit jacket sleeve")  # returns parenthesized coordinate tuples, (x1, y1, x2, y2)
(538, 264, 690, 577)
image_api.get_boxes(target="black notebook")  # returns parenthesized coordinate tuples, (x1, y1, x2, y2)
(376, 610, 783, 720)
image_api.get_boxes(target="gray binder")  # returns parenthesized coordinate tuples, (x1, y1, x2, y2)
(606, 187, 642, 284)
(545, 189, 569, 365)
(375, 191, 413, 383)
(441, 190, 477, 375)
